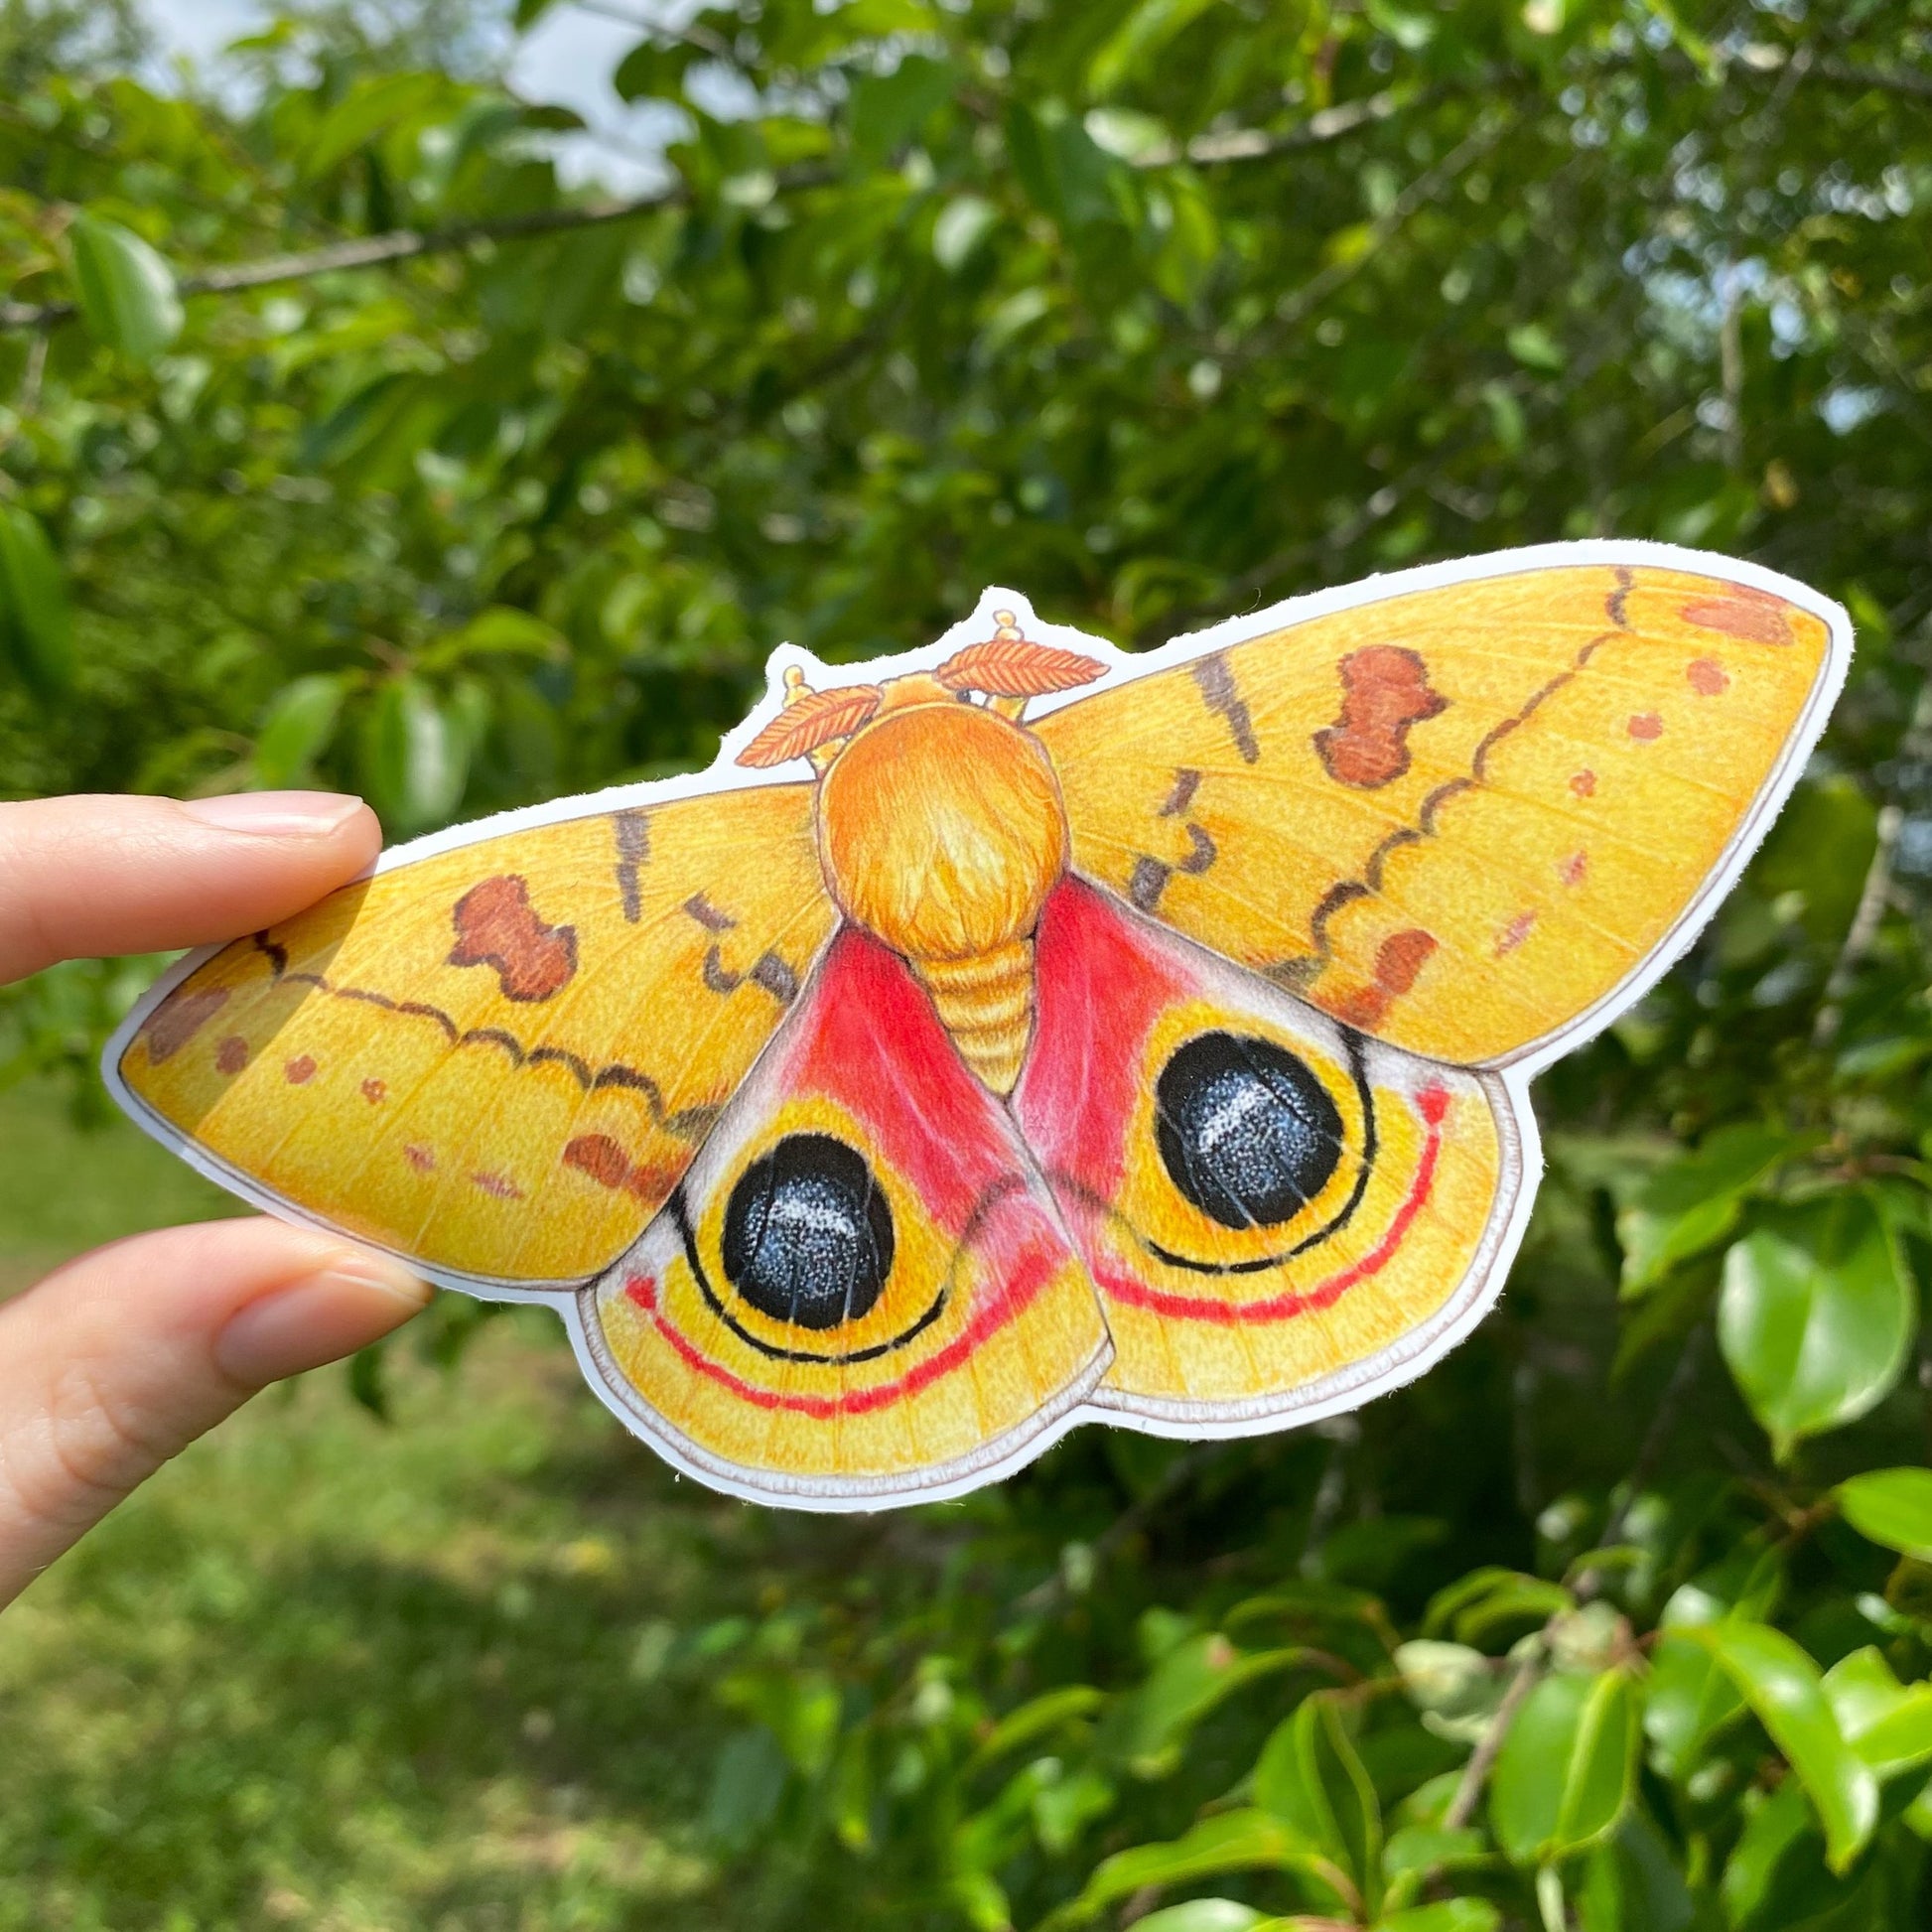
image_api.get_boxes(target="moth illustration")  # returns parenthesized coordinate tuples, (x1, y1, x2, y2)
(107, 543, 1850, 1509)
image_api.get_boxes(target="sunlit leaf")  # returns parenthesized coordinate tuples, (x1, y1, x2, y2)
(68, 212, 182, 360)
(1490, 1669, 1638, 1864)
(1837, 1468, 1932, 1564)
(255, 673, 348, 786)
(1718, 1194, 1916, 1457)
(1680, 1618, 1878, 1872)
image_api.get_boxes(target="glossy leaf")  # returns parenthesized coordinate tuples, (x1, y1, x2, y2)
(1836, 1468, 1932, 1563)
(1489, 1670, 1638, 1865)
(68, 212, 182, 361)
(359, 679, 467, 836)
(0, 504, 74, 696)
(1820, 1647, 1932, 1781)
(1616, 1125, 1807, 1295)
(1681, 1619, 1878, 1872)
(1035, 1810, 1330, 1932)
(254, 673, 348, 787)
(1129, 1904, 1265, 1932)
(1253, 1690, 1382, 1913)
(1718, 1194, 1916, 1458)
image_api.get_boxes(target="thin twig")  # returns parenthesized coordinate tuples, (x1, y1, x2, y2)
(1443, 1644, 1544, 1831)
(0, 169, 811, 332)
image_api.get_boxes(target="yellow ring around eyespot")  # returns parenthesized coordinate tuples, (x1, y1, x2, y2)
(682, 1091, 961, 1363)
(1119, 997, 1370, 1263)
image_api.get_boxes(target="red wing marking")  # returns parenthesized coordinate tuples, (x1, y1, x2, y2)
(1570, 769, 1596, 797)
(215, 1035, 249, 1076)
(1333, 926, 1438, 1031)
(448, 876, 579, 1002)
(360, 1077, 386, 1103)
(1559, 850, 1588, 888)
(284, 1055, 318, 1084)
(1097, 1086, 1449, 1325)
(1681, 587, 1794, 646)
(470, 1170, 524, 1200)
(1495, 910, 1536, 957)
(1686, 656, 1729, 696)
(636, 1248, 1059, 1417)
(1313, 645, 1449, 789)
(404, 1144, 435, 1172)
(1627, 712, 1663, 742)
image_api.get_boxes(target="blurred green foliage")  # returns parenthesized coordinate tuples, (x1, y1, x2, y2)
(4, 0, 1932, 1925)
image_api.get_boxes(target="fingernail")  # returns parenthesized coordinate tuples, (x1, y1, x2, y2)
(181, 791, 366, 837)
(214, 1253, 432, 1387)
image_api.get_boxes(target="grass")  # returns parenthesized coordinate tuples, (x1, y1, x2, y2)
(0, 1082, 857, 1930)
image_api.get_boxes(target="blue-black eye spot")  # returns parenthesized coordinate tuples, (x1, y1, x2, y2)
(722, 1133, 895, 1329)
(1155, 1033, 1343, 1229)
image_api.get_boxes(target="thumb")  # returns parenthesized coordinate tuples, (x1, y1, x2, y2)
(0, 1217, 430, 1607)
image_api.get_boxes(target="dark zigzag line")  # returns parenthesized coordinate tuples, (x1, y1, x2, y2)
(245, 931, 688, 1132)
(1305, 632, 1613, 961)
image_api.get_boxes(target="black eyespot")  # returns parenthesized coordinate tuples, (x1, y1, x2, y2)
(1155, 1033, 1344, 1229)
(721, 1133, 895, 1329)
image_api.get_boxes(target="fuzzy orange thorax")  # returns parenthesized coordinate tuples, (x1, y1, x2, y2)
(816, 677, 1067, 962)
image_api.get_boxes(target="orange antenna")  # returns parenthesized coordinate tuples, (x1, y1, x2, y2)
(737, 670, 883, 768)
(936, 610, 1106, 708)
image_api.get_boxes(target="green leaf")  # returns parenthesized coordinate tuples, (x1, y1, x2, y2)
(0, 504, 75, 697)
(512, 0, 560, 25)
(1505, 323, 1567, 373)
(1751, 776, 1881, 944)
(255, 674, 348, 786)
(1681, 1618, 1878, 1872)
(360, 679, 467, 835)
(1376, 1904, 1503, 1932)
(965, 1686, 1105, 1775)
(1820, 1647, 1932, 1780)
(68, 212, 183, 361)
(932, 196, 998, 272)
(1087, 0, 1218, 97)
(1253, 1690, 1383, 1913)
(1718, 1194, 1917, 1457)
(1105, 1635, 1313, 1777)
(1490, 1669, 1638, 1865)
(1129, 1904, 1264, 1932)
(303, 71, 449, 180)
(1035, 1811, 1330, 1931)
(705, 1727, 788, 1848)
(1578, 1808, 1695, 1932)
(848, 56, 956, 162)
(1837, 1468, 1932, 1563)
(1617, 1125, 1806, 1295)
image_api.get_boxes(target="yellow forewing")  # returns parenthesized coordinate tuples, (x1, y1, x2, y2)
(117, 784, 836, 1285)
(1037, 563, 1839, 1066)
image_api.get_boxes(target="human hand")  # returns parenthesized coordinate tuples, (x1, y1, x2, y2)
(0, 793, 430, 1608)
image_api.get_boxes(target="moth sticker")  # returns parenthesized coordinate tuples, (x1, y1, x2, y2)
(106, 542, 1852, 1508)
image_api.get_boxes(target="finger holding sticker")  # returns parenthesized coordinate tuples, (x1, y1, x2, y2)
(0, 792, 430, 1608)
(106, 544, 1852, 1509)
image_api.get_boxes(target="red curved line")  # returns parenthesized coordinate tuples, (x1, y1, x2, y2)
(1096, 1084, 1451, 1325)
(638, 1246, 1061, 1417)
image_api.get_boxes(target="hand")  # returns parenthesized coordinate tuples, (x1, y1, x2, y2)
(0, 792, 430, 1608)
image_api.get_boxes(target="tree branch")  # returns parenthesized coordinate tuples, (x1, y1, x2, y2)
(0, 191, 691, 331)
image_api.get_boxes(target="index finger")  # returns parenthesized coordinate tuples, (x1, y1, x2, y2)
(0, 792, 382, 984)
